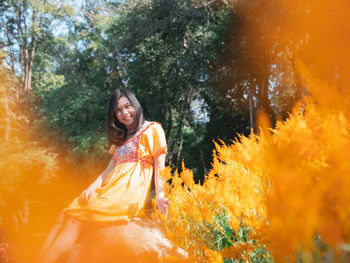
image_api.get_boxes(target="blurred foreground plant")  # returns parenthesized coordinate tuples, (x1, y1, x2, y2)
(153, 58, 350, 262)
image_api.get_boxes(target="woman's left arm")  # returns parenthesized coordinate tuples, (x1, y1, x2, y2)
(154, 153, 168, 214)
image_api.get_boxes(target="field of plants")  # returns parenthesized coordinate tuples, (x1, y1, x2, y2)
(1, 0, 350, 262)
(152, 60, 350, 262)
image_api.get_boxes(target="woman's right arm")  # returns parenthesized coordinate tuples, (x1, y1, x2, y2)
(81, 159, 115, 202)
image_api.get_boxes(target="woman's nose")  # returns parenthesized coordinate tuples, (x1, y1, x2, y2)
(120, 108, 129, 115)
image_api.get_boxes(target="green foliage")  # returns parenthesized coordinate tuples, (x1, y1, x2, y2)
(249, 247, 273, 263)
(101, 0, 238, 176)
(213, 209, 237, 250)
(0, 53, 63, 243)
(0, 140, 59, 194)
(0, 55, 59, 198)
(212, 209, 273, 263)
(0, 0, 73, 88)
(295, 235, 332, 263)
(30, 0, 240, 174)
(2, 0, 307, 180)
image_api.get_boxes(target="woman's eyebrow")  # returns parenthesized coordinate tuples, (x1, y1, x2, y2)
(117, 102, 131, 109)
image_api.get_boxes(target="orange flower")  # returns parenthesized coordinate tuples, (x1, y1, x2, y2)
(205, 249, 223, 263)
(180, 161, 194, 186)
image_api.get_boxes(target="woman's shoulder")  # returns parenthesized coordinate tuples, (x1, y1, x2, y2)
(143, 120, 161, 128)
(141, 121, 164, 135)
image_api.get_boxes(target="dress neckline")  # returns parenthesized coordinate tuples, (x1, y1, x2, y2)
(123, 121, 153, 144)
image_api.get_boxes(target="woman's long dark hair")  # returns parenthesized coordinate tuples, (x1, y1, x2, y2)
(106, 89, 145, 146)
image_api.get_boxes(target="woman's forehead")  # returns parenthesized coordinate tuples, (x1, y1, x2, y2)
(116, 96, 131, 108)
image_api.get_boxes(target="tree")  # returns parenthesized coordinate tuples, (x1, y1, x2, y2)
(212, 0, 309, 131)
(0, 51, 59, 235)
(36, 0, 234, 176)
(102, 0, 232, 174)
(0, 0, 73, 100)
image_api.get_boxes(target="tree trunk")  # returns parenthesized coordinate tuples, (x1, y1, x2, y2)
(249, 88, 254, 133)
(256, 77, 274, 128)
(3, 91, 10, 141)
(165, 106, 173, 143)
(24, 9, 36, 96)
(185, 120, 208, 175)
(175, 121, 185, 168)
(16, 5, 24, 97)
(292, 57, 308, 102)
(192, 127, 208, 175)
(16, 3, 36, 98)
(164, 107, 173, 165)
(24, 47, 30, 95)
(168, 117, 185, 167)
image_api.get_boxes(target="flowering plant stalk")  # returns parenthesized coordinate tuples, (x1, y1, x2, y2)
(153, 60, 350, 262)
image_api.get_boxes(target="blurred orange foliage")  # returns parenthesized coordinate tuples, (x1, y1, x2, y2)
(2, 0, 350, 261)
(154, 75, 350, 262)
(152, 0, 350, 262)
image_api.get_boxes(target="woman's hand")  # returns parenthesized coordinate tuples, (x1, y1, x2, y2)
(156, 192, 169, 214)
(81, 184, 98, 202)
(154, 153, 168, 214)
(80, 159, 115, 203)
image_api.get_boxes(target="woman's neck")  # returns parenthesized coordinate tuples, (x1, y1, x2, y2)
(125, 120, 149, 139)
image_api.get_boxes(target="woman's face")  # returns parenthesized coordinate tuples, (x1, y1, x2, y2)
(115, 96, 135, 131)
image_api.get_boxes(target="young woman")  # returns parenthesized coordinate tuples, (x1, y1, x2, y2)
(38, 89, 179, 263)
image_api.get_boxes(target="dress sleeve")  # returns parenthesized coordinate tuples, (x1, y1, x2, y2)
(150, 122, 167, 158)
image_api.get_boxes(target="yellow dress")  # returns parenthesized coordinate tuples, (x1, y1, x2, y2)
(62, 121, 167, 222)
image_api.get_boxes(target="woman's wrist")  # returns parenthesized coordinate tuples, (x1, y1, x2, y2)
(90, 181, 101, 189)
